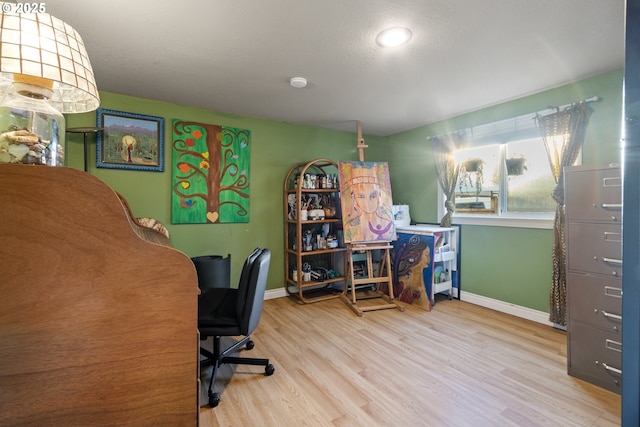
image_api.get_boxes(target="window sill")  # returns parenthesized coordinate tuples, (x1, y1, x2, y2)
(449, 214, 554, 229)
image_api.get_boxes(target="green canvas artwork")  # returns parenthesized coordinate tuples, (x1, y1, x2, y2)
(171, 119, 250, 224)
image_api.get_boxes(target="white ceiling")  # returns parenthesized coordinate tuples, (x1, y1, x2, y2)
(47, 0, 625, 136)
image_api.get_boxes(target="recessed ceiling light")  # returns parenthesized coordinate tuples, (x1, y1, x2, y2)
(376, 27, 412, 47)
(290, 77, 308, 88)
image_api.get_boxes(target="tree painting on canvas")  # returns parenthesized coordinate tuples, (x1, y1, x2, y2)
(171, 119, 250, 224)
(338, 161, 396, 243)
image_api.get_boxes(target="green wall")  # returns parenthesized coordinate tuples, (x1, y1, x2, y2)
(65, 92, 385, 288)
(380, 69, 624, 312)
(64, 69, 623, 314)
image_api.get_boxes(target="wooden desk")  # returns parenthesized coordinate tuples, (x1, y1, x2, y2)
(0, 165, 199, 426)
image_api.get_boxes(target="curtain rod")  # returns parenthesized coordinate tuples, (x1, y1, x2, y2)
(539, 96, 601, 116)
(429, 96, 602, 142)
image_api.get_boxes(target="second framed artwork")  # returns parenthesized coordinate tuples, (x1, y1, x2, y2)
(96, 108, 165, 172)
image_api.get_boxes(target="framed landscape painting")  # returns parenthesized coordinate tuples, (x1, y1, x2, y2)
(96, 108, 164, 172)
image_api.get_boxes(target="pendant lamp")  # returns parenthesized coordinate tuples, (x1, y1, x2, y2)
(0, 3, 100, 166)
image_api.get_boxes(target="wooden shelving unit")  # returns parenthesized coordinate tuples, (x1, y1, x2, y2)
(283, 158, 347, 303)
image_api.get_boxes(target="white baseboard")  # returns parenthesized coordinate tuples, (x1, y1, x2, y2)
(265, 287, 287, 300)
(265, 287, 562, 329)
(460, 291, 557, 327)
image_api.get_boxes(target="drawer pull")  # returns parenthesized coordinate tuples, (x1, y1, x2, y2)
(601, 310, 622, 321)
(603, 257, 622, 265)
(601, 203, 622, 209)
(601, 363, 622, 375)
(604, 286, 623, 298)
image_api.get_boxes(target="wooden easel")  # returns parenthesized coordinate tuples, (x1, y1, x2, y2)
(340, 242, 403, 316)
(356, 121, 368, 162)
(339, 121, 403, 316)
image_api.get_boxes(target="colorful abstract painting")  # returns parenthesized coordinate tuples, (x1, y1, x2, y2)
(171, 120, 250, 224)
(338, 161, 395, 243)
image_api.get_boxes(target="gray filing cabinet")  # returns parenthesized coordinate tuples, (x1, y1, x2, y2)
(565, 164, 622, 393)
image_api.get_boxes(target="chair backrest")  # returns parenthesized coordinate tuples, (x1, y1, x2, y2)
(238, 248, 271, 336)
(235, 247, 262, 307)
(191, 254, 231, 291)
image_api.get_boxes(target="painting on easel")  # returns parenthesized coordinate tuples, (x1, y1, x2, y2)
(338, 161, 396, 243)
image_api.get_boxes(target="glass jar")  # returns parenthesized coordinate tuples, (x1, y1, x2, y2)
(0, 82, 66, 166)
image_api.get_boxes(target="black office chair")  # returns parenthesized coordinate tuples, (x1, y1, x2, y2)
(197, 248, 275, 407)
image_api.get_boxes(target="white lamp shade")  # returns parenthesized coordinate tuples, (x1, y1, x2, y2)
(0, 4, 100, 113)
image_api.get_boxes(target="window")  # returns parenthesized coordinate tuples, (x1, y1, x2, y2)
(455, 145, 500, 214)
(504, 138, 556, 213)
(454, 137, 557, 215)
(436, 113, 569, 229)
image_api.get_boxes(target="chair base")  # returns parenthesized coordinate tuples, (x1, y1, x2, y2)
(200, 335, 275, 407)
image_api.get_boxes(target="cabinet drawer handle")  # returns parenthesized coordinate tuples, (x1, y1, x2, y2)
(601, 203, 622, 209)
(601, 310, 622, 321)
(601, 363, 622, 375)
(603, 257, 622, 265)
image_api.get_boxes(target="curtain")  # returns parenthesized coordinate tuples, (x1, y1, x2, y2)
(431, 133, 463, 227)
(537, 102, 593, 325)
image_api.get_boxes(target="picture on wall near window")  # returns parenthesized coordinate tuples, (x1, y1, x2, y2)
(338, 161, 395, 243)
(171, 119, 250, 224)
(96, 108, 164, 172)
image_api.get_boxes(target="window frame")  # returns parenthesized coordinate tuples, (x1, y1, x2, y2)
(437, 190, 554, 229)
(435, 114, 558, 230)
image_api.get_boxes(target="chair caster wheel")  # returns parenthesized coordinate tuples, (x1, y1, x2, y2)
(208, 392, 220, 407)
(246, 340, 255, 350)
(265, 363, 275, 376)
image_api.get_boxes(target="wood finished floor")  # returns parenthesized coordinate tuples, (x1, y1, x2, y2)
(199, 296, 621, 427)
